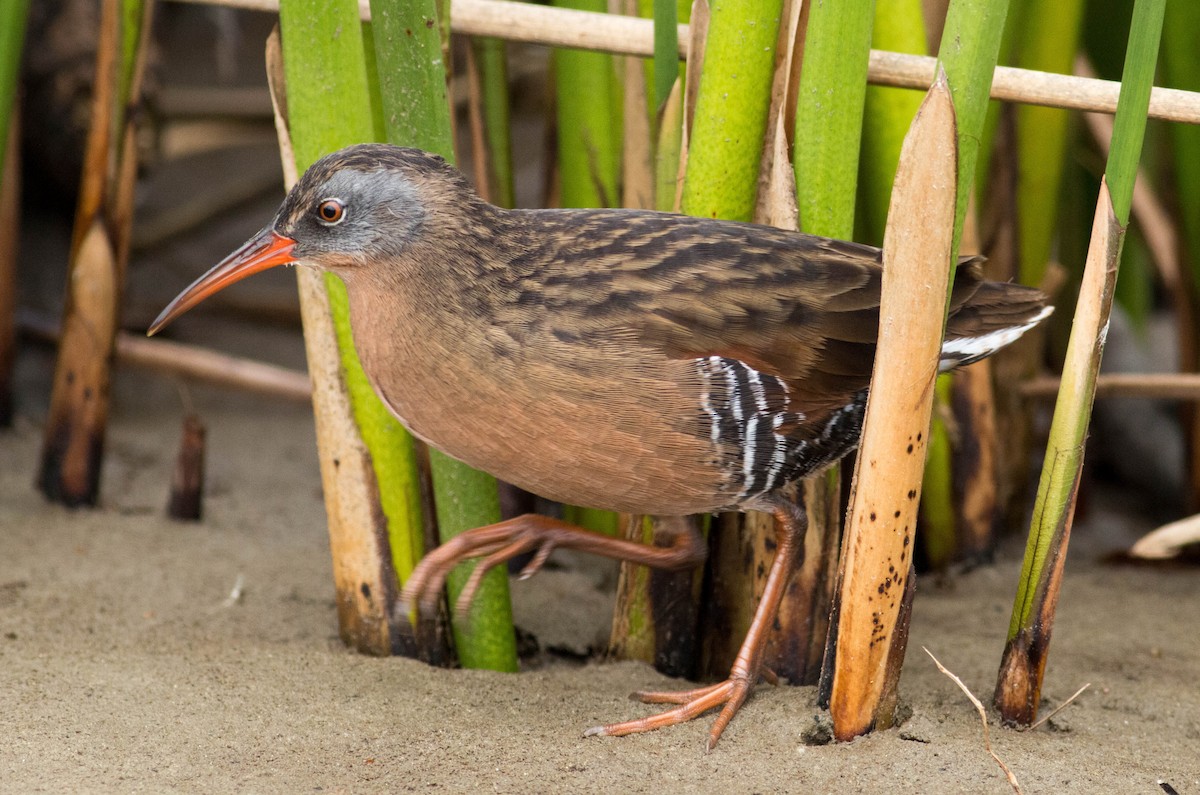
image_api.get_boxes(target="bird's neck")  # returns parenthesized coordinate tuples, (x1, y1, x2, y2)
(338, 203, 533, 427)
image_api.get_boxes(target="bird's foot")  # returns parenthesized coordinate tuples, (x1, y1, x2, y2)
(583, 665, 772, 752)
(399, 515, 564, 617)
(400, 513, 705, 619)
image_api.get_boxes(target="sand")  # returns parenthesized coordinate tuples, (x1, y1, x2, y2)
(2, 327, 1198, 794)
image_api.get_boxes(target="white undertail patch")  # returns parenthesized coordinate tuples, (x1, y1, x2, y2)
(938, 305, 1053, 371)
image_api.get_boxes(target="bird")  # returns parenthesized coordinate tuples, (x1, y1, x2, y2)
(150, 143, 1050, 750)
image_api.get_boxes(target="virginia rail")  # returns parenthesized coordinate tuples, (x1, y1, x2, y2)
(151, 144, 1050, 749)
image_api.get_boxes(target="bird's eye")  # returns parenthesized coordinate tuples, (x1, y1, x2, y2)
(316, 198, 345, 225)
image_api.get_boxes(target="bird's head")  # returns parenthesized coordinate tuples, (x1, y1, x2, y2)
(148, 144, 461, 335)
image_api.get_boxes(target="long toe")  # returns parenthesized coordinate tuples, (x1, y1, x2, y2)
(585, 672, 759, 750)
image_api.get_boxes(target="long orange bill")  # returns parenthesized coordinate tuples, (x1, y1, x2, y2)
(147, 228, 297, 336)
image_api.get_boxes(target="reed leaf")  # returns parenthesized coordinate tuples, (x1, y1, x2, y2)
(996, 0, 1165, 725)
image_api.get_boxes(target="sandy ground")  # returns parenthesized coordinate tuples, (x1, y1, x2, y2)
(2, 319, 1199, 794)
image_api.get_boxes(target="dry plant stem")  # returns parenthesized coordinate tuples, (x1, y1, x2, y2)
(952, 361, 998, 557)
(698, 511, 773, 680)
(37, 0, 120, 506)
(264, 30, 413, 658)
(621, 46, 654, 211)
(17, 310, 311, 403)
(995, 182, 1122, 725)
(167, 414, 206, 521)
(607, 515, 703, 677)
(0, 106, 18, 426)
(166, 0, 1200, 123)
(829, 70, 957, 742)
(1021, 373, 1200, 401)
(924, 647, 1024, 795)
(1022, 681, 1090, 731)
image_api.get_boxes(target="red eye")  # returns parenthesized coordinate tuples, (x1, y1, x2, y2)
(317, 199, 345, 224)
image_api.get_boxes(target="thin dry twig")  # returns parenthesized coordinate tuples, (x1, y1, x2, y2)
(924, 647, 1024, 795)
(1021, 373, 1200, 400)
(162, 0, 1200, 124)
(17, 309, 312, 402)
(1022, 682, 1091, 731)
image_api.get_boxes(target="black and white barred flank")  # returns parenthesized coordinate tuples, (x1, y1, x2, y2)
(697, 306, 1051, 505)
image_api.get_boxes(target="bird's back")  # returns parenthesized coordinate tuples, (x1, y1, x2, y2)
(351, 205, 1047, 515)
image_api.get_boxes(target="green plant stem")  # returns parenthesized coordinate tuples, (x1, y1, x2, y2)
(651, 0, 678, 113)
(279, 0, 432, 625)
(859, 0, 926, 246)
(793, 0, 874, 239)
(0, 0, 29, 187)
(999, 2, 1163, 725)
(554, 0, 621, 209)
(681, 0, 783, 221)
(936, 0, 1012, 263)
(369, 0, 516, 672)
(1013, 0, 1085, 285)
(471, 37, 515, 209)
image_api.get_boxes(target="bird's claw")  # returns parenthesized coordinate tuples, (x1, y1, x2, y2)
(399, 520, 561, 621)
(585, 666, 767, 751)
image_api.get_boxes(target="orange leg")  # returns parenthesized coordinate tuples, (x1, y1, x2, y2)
(400, 513, 706, 617)
(585, 496, 807, 751)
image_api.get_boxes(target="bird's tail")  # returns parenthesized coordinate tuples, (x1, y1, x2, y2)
(939, 259, 1052, 371)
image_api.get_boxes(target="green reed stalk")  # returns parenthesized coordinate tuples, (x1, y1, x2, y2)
(996, 0, 1164, 725)
(368, 0, 517, 672)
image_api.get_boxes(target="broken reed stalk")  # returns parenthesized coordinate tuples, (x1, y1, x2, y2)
(369, 0, 517, 672)
(994, 0, 1165, 726)
(829, 69, 957, 742)
(607, 514, 703, 677)
(269, 6, 420, 659)
(38, 0, 153, 506)
(165, 0, 1200, 124)
(167, 414, 206, 521)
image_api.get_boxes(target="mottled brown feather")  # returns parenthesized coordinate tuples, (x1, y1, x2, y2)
(269, 144, 1047, 515)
